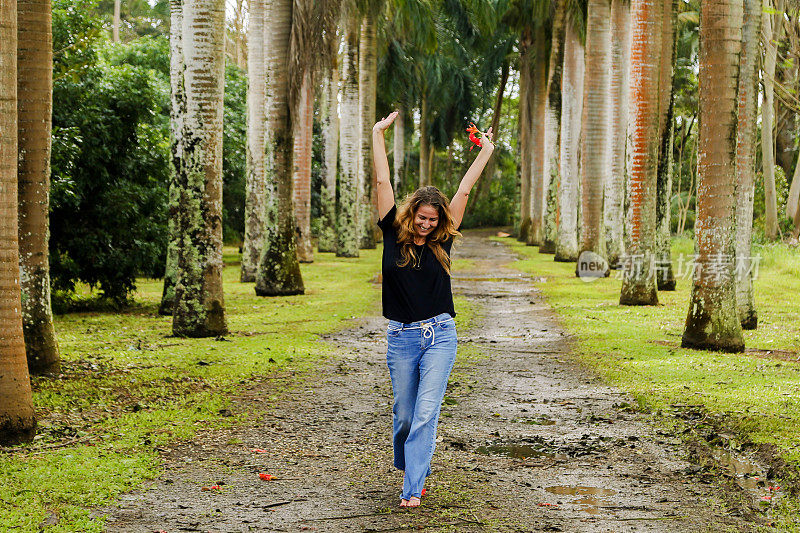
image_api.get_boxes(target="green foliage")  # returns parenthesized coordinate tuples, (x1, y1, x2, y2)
(753, 165, 796, 240)
(49, 0, 248, 299)
(50, 2, 170, 303)
(222, 64, 248, 244)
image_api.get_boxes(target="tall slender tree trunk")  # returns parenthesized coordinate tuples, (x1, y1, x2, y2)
(172, 0, 229, 336)
(359, 14, 377, 248)
(762, 0, 782, 240)
(241, 0, 266, 282)
(393, 105, 405, 192)
(579, 0, 612, 271)
(518, 30, 533, 242)
(255, 0, 304, 295)
(528, 29, 548, 246)
(619, 0, 661, 305)
(655, 0, 677, 291)
(477, 60, 509, 201)
(682, 0, 744, 352)
(419, 94, 431, 187)
(293, 69, 314, 262)
(160, 0, 184, 314)
(0, 0, 36, 444)
(542, 1, 566, 254)
(318, 49, 339, 253)
(735, 0, 762, 329)
(605, 0, 630, 267)
(17, 0, 59, 374)
(113, 0, 121, 42)
(337, 12, 360, 258)
(555, 19, 583, 262)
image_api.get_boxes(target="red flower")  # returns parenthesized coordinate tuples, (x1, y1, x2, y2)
(466, 122, 484, 151)
(259, 472, 274, 481)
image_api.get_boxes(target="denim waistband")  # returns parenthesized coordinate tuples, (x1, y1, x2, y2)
(387, 312, 453, 329)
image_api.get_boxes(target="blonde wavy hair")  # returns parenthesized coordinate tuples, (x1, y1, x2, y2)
(394, 186, 461, 274)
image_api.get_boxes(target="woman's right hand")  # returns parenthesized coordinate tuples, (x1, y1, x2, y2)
(373, 110, 399, 135)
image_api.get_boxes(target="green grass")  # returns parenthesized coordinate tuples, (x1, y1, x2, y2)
(1, 248, 385, 531)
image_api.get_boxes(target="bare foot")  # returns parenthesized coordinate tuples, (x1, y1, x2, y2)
(399, 498, 408, 507)
(406, 496, 421, 507)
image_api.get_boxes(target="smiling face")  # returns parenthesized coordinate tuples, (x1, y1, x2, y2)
(413, 204, 440, 240)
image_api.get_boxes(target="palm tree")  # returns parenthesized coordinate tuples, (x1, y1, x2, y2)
(578, 0, 612, 269)
(293, 68, 314, 262)
(337, 8, 361, 258)
(554, 11, 583, 262)
(541, 0, 566, 254)
(761, 0, 784, 240)
(0, 0, 36, 444)
(17, 0, 60, 373)
(517, 28, 533, 241)
(359, 10, 379, 248)
(171, 0, 229, 336)
(527, 27, 548, 246)
(604, 0, 629, 267)
(160, 0, 184, 314)
(681, 0, 744, 352)
(318, 32, 340, 253)
(735, 0, 761, 329)
(619, 0, 662, 305)
(241, 0, 267, 282)
(655, 0, 676, 291)
(255, 0, 305, 295)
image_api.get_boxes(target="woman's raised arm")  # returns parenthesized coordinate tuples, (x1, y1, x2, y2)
(373, 111, 399, 220)
(450, 127, 494, 229)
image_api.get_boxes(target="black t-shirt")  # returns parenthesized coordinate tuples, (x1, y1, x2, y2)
(377, 205, 456, 323)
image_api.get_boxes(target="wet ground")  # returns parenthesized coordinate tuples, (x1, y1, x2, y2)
(103, 230, 759, 532)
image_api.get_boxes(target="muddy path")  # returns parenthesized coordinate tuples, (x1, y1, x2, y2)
(103, 230, 756, 532)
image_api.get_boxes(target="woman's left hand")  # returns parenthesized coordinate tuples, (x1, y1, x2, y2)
(481, 127, 494, 152)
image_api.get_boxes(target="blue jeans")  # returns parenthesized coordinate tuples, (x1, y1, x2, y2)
(386, 312, 457, 500)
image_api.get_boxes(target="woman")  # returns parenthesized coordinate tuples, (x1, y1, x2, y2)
(373, 110, 494, 507)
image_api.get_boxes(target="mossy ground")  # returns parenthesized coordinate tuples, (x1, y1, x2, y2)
(497, 235, 800, 529)
(1, 248, 388, 531)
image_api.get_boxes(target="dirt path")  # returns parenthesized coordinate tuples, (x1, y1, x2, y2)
(104, 230, 755, 532)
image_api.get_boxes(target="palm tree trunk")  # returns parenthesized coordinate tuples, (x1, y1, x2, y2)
(359, 14, 377, 249)
(518, 30, 533, 242)
(579, 0, 612, 271)
(655, 0, 677, 291)
(528, 28, 548, 246)
(0, 0, 36, 444)
(318, 49, 339, 253)
(682, 0, 744, 352)
(337, 11, 360, 258)
(393, 105, 405, 192)
(605, 0, 630, 267)
(619, 0, 662, 305)
(172, 0, 229, 336)
(241, 0, 266, 281)
(113, 0, 121, 42)
(477, 60, 509, 201)
(293, 68, 314, 262)
(542, 1, 566, 254)
(419, 94, 431, 187)
(735, 0, 762, 329)
(255, 0, 304, 295)
(160, 0, 184, 314)
(555, 18, 583, 262)
(17, 0, 60, 374)
(762, 0, 783, 240)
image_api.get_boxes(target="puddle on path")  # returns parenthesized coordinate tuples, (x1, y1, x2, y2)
(476, 443, 555, 459)
(545, 486, 617, 515)
(712, 449, 765, 491)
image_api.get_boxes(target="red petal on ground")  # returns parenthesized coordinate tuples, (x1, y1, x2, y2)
(252, 448, 268, 453)
(259, 473, 274, 481)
